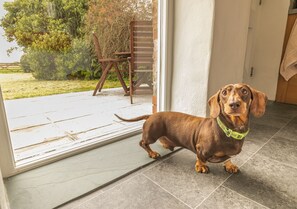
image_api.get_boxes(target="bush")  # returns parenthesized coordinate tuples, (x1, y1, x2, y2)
(20, 53, 32, 73)
(25, 39, 100, 80)
(55, 39, 98, 80)
(26, 50, 57, 80)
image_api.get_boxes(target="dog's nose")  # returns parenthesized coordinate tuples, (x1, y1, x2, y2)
(229, 101, 241, 110)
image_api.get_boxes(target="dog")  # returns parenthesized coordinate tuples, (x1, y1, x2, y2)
(115, 83, 267, 174)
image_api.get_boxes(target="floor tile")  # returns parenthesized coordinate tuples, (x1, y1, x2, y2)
(264, 101, 297, 117)
(5, 135, 172, 209)
(245, 123, 280, 148)
(197, 186, 267, 209)
(274, 116, 297, 141)
(143, 150, 231, 208)
(58, 149, 184, 209)
(224, 154, 297, 209)
(56, 191, 103, 209)
(249, 101, 297, 129)
(250, 114, 291, 129)
(77, 175, 190, 209)
(256, 136, 297, 168)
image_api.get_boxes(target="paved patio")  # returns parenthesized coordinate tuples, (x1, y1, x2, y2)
(4, 88, 151, 165)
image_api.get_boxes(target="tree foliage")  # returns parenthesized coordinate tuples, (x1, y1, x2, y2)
(1, 0, 153, 80)
(1, 0, 88, 52)
(86, 0, 152, 57)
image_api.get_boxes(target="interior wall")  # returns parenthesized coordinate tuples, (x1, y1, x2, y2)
(170, 0, 215, 116)
(0, 168, 10, 209)
(243, 0, 290, 99)
(208, 0, 251, 100)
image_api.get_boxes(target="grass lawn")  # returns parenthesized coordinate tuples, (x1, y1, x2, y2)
(0, 72, 125, 100)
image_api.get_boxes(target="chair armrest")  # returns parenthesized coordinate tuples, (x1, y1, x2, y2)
(98, 58, 127, 62)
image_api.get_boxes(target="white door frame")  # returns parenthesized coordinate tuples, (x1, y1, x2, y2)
(0, 0, 174, 178)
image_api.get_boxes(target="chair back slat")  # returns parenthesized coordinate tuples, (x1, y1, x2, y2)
(128, 20, 154, 103)
(92, 32, 107, 69)
(130, 21, 153, 73)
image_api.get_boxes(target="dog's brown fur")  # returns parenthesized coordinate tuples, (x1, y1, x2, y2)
(115, 83, 267, 173)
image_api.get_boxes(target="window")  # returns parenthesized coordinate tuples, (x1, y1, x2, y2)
(0, 0, 172, 177)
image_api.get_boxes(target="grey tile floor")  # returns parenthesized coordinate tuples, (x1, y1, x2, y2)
(58, 102, 297, 209)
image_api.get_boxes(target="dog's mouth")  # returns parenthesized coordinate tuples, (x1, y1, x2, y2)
(224, 108, 246, 117)
(226, 112, 242, 116)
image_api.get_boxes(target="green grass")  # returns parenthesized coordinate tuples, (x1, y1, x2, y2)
(0, 73, 125, 100)
(0, 67, 23, 74)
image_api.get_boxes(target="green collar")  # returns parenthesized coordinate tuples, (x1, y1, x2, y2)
(216, 117, 249, 140)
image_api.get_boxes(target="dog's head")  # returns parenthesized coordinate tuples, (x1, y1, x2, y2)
(208, 83, 267, 118)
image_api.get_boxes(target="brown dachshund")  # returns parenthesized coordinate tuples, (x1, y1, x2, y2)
(115, 83, 267, 174)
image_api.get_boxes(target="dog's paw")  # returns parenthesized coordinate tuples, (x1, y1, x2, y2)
(224, 164, 239, 174)
(149, 151, 161, 159)
(195, 165, 210, 174)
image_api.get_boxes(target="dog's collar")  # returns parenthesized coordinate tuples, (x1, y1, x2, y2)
(216, 117, 249, 140)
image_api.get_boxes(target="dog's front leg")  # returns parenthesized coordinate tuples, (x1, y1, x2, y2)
(195, 144, 210, 173)
(224, 159, 239, 173)
(195, 157, 209, 174)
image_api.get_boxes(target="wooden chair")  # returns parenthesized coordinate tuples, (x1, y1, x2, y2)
(92, 32, 128, 96)
(128, 20, 154, 104)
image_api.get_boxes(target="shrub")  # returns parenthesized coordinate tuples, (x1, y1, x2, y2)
(26, 49, 57, 80)
(26, 39, 100, 80)
(55, 39, 97, 80)
(20, 53, 31, 73)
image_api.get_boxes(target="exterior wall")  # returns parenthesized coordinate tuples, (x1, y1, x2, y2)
(170, 0, 215, 116)
(208, 0, 251, 99)
(243, 0, 290, 100)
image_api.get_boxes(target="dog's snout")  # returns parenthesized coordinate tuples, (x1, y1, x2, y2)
(229, 101, 241, 110)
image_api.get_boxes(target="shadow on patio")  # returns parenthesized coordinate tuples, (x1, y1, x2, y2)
(4, 88, 151, 165)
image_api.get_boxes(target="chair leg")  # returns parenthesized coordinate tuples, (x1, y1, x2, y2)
(114, 63, 128, 94)
(93, 62, 112, 96)
(93, 75, 103, 96)
(98, 63, 112, 92)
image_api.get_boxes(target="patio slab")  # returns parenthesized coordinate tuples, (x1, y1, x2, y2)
(4, 88, 152, 164)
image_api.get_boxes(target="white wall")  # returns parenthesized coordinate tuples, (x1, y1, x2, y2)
(0, 168, 10, 209)
(170, 0, 215, 117)
(170, 0, 290, 115)
(208, 0, 251, 99)
(243, 0, 290, 99)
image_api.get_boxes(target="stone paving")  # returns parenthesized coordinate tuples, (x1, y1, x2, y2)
(4, 88, 151, 164)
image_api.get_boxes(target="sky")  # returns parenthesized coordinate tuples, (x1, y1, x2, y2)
(0, 1, 23, 63)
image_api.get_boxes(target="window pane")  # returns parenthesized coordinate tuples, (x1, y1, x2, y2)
(0, 0, 158, 166)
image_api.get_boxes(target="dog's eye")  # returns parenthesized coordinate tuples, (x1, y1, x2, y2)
(242, 88, 248, 95)
(222, 90, 227, 96)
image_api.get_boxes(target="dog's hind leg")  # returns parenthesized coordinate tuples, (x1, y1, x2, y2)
(139, 134, 160, 159)
(159, 137, 175, 151)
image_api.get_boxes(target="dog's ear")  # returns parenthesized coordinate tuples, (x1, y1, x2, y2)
(208, 90, 220, 118)
(247, 85, 267, 118)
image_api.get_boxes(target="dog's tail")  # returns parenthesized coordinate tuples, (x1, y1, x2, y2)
(114, 114, 151, 122)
